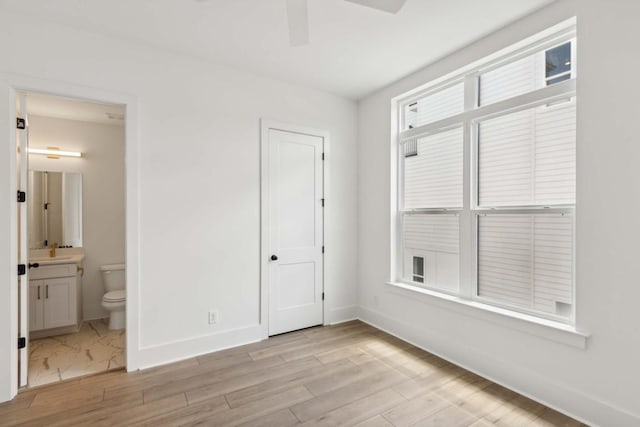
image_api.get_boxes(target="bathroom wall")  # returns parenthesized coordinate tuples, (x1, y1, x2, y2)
(356, 0, 640, 425)
(28, 115, 125, 320)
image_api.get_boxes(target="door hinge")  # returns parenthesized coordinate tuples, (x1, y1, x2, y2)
(18, 337, 26, 349)
(322, 153, 325, 161)
(321, 198, 325, 207)
(17, 190, 26, 203)
(322, 292, 325, 301)
(18, 264, 26, 276)
(16, 118, 26, 130)
(322, 246, 325, 253)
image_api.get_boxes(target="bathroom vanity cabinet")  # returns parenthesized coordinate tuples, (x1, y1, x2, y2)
(28, 262, 82, 337)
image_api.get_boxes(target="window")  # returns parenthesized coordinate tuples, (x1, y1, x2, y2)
(394, 26, 576, 322)
(412, 257, 424, 283)
(545, 42, 572, 85)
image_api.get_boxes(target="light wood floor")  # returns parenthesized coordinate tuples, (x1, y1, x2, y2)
(0, 321, 586, 426)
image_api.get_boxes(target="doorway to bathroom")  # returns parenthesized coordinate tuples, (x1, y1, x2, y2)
(16, 91, 127, 388)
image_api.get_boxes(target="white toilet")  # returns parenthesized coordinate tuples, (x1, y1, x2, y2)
(101, 264, 126, 330)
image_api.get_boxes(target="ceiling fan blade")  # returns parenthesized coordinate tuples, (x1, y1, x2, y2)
(344, 0, 407, 14)
(286, 0, 309, 46)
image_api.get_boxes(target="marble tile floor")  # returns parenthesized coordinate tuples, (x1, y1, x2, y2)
(27, 319, 125, 388)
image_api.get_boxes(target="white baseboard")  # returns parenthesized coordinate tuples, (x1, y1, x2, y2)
(134, 306, 358, 373)
(136, 324, 266, 370)
(327, 305, 358, 325)
(134, 306, 358, 372)
(358, 306, 639, 427)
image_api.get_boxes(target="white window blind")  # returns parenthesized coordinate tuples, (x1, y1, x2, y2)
(480, 55, 541, 106)
(479, 39, 574, 106)
(404, 82, 464, 130)
(403, 127, 463, 209)
(403, 214, 459, 291)
(478, 214, 573, 316)
(478, 100, 576, 207)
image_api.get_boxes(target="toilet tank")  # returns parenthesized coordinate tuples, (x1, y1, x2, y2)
(101, 264, 126, 292)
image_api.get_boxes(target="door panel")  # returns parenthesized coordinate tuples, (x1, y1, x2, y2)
(268, 129, 323, 335)
(277, 141, 317, 249)
(276, 262, 316, 309)
(44, 278, 76, 329)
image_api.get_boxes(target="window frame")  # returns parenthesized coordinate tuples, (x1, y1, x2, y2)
(392, 25, 577, 324)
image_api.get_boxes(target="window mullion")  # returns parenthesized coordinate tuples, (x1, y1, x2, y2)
(459, 75, 477, 299)
(399, 78, 576, 141)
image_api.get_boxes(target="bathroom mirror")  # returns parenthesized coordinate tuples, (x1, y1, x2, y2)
(28, 171, 83, 249)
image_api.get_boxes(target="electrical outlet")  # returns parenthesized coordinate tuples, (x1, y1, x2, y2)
(208, 310, 218, 325)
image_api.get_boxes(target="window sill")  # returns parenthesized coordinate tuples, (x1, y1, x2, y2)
(385, 281, 589, 349)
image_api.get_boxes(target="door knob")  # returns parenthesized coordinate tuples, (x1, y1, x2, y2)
(270, 255, 278, 261)
(28, 263, 39, 269)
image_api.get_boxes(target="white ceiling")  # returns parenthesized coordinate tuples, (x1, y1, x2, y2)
(1, 0, 555, 99)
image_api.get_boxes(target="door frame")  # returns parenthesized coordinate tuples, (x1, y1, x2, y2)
(0, 73, 141, 401)
(17, 93, 28, 387)
(260, 119, 330, 336)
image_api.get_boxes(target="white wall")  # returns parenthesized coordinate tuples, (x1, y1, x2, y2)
(28, 115, 125, 320)
(357, 0, 640, 426)
(0, 9, 358, 401)
(6, 2, 637, 425)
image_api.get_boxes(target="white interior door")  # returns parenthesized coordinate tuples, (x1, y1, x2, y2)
(17, 94, 29, 387)
(267, 128, 323, 335)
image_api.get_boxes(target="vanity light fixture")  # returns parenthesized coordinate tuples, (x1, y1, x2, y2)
(28, 147, 83, 158)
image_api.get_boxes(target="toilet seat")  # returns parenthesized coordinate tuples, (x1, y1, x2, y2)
(103, 290, 126, 302)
